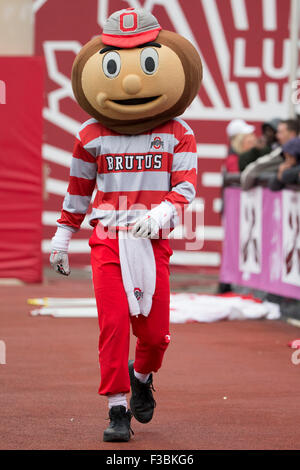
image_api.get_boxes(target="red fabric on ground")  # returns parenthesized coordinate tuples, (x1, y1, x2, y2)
(219, 292, 263, 303)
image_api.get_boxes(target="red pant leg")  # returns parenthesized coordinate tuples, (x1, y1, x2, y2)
(90, 229, 131, 396)
(131, 238, 172, 374)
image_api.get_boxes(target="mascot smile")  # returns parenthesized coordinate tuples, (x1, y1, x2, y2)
(72, 9, 202, 134)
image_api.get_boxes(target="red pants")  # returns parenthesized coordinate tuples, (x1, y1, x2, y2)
(89, 227, 172, 396)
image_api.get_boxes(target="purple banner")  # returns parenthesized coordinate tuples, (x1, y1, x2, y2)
(220, 187, 300, 300)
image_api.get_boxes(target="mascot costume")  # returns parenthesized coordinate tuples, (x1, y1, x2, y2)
(50, 7, 202, 442)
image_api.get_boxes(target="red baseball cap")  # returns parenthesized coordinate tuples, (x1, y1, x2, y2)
(102, 7, 162, 48)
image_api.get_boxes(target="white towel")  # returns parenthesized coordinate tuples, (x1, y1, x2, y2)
(118, 230, 156, 317)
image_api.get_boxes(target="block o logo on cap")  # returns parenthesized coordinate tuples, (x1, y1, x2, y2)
(120, 11, 138, 32)
(102, 8, 161, 48)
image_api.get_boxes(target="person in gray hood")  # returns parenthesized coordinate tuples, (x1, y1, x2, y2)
(238, 117, 281, 172)
(241, 119, 299, 190)
(268, 137, 300, 190)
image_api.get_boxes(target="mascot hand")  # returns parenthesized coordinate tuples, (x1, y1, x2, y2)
(49, 226, 73, 276)
(132, 214, 160, 238)
(50, 250, 70, 276)
(132, 201, 175, 238)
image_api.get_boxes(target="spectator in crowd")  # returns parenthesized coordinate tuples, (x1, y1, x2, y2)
(238, 118, 281, 172)
(262, 118, 281, 150)
(268, 137, 300, 190)
(231, 132, 257, 156)
(220, 119, 255, 293)
(225, 119, 255, 172)
(241, 119, 299, 190)
(276, 119, 299, 147)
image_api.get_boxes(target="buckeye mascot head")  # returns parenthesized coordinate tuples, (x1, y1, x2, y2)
(72, 7, 202, 134)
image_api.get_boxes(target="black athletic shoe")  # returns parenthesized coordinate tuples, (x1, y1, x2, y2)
(103, 405, 134, 442)
(128, 360, 156, 424)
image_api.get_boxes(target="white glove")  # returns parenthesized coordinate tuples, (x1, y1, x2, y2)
(49, 226, 73, 276)
(50, 251, 70, 276)
(132, 201, 175, 238)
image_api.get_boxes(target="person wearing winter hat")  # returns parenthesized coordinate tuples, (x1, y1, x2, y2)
(49, 7, 202, 442)
(225, 119, 256, 173)
(226, 119, 255, 139)
(262, 118, 281, 149)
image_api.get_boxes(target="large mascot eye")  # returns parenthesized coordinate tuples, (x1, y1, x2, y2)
(140, 48, 159, 75)
(102, 51, 121, 78)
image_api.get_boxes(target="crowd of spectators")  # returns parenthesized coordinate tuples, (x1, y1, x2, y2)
(224, 117, 300, 191)
(219, 117, 300, 294)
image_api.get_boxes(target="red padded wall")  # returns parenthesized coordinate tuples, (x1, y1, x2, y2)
(0, 57, 44, 282)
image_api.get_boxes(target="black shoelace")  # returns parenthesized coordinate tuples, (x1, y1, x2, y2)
(137, 379, 157, 408)
(106, 411, 135, 435)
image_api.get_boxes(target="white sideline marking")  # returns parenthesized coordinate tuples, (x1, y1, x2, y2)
(0, 279, 24, 286)
(0, 340, 6, 365)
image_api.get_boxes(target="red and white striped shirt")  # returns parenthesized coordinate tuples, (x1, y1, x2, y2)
(57, 117, 197, 231)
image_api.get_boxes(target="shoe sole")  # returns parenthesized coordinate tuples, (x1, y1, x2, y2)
(103, 432, 131, 442)
(128, 360, 153, 424)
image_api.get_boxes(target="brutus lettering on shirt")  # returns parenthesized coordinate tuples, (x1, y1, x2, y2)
(105, 154, 162, 172)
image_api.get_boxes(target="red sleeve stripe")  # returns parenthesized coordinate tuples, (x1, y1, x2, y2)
(164, 191, 189, 206)
(73, 138, 96, 163)
(68, 176, 96, 197)
(171, 169, 197, 187)
(173, 117, 195, 136)
(174, 134, 197, 154)
(57, 210, 85, 230)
